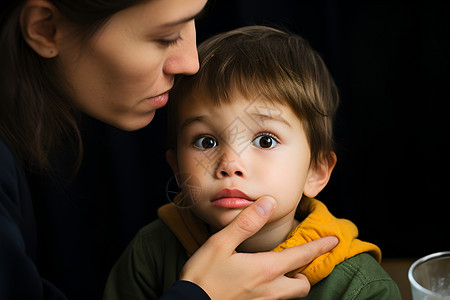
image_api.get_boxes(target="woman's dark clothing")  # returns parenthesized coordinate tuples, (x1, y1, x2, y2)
(0, 115, 209, 300)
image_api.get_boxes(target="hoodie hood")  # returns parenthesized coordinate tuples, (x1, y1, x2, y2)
(158, 195, 381, 286)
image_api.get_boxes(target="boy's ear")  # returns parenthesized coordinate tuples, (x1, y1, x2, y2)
(303, 152, 337, 198)
(166, 149, 179, 179)
(20, 0, 60, 58)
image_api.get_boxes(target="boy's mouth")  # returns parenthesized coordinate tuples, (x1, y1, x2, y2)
(211, 189, 255, 208)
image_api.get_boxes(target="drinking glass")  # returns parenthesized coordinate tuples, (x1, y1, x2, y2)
(408, 252, 450, 300)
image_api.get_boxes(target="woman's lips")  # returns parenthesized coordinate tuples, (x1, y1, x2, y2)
(211, 189, 255, 208)
(146, 91, 169, 108)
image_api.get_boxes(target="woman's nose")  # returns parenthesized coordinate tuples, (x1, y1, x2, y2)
(163, 21, 200, 76)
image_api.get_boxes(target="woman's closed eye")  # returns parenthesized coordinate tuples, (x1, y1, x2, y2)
(156, 31, 183, 46)
(157, 36, 183, 46)
(158, 36, 183, 46)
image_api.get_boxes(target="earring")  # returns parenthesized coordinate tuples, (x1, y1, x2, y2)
(48, 48, 58, 57)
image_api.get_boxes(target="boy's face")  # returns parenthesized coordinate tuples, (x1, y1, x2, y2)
(167, 92, 329, 232)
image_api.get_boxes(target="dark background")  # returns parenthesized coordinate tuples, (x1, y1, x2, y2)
(193, 0, 450, 258)
(101, 0, 450, 260)
(27, 1, 449, 298)
(78, 0, 450, 261)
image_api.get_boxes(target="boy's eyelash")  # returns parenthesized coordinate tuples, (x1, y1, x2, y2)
(191, 134, 216, 144)
(256, 132, 280, 142)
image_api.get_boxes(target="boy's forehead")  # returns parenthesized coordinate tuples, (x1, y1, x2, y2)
(176, 91, 294, 129)
(244, 96, 284, 118)
(178, 90, 282, 113)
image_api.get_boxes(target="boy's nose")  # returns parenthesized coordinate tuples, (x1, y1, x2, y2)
(215, 153, 246, 179)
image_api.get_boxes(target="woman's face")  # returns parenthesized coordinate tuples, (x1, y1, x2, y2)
(56, 0, 207, 130)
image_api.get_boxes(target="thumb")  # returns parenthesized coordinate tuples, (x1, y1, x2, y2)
(216, 196, 276, 254)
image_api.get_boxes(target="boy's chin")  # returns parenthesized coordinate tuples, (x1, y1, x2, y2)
(208, 212, 242, 233)
(208, 221, 232, 234)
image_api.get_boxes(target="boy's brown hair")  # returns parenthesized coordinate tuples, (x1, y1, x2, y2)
(169, 25, 339, 166)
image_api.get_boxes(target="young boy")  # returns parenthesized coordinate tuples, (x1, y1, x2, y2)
(104, 26, 400, 299)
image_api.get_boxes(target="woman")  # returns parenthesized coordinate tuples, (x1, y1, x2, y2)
(0, 0, 338, 299)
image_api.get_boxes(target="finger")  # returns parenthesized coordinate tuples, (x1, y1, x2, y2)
(253, 273, 311, 300)
(212, 196, 276, 254)
(286, 273, 311, 298)
(269, 236, 339, 275)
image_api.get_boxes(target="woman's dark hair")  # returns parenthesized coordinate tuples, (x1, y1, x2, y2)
(0, 0, 145, 173)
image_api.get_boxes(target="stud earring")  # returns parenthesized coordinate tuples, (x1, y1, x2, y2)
(48, 48, 58, 57)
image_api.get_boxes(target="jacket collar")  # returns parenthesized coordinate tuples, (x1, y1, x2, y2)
(158, 196, 381, 286)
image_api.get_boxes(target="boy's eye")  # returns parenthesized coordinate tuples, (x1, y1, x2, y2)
(252, 134, 279, 149)
(193, 136, 217, 149)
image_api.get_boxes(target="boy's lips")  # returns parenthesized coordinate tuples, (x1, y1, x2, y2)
(211, 189, 255, 208)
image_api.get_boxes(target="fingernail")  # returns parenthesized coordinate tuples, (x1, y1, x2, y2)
(256, 197, 276, 216)
(325, 236, 339, 249)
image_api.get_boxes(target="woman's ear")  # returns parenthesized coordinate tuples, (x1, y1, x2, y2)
(303, 152, 337, 198)
(20, 0, 60, 58)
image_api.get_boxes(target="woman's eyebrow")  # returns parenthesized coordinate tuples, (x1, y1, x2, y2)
(157, 8, 206, 29)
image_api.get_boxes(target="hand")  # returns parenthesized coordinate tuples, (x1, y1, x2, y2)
(180, 196, 339, 300)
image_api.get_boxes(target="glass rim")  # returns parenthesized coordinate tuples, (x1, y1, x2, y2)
(408, 251, 450, 297)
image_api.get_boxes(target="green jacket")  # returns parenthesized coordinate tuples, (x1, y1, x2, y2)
(103, 219, 400, 300)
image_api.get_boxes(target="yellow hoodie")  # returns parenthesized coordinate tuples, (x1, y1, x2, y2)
(158, 196, 381, 286)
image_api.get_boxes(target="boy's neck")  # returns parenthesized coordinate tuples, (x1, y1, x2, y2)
(235, 211, 300, 253)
